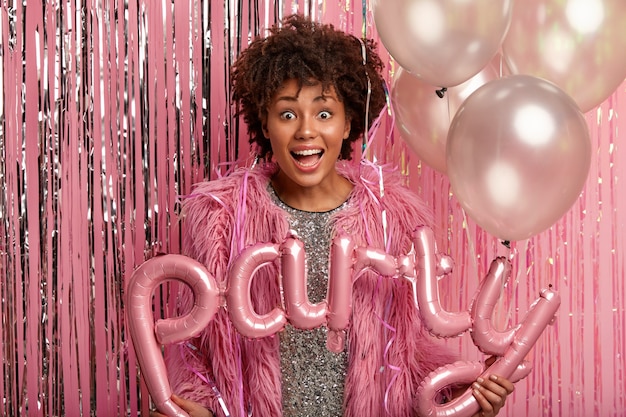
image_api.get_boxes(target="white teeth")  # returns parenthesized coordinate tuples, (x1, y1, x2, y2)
(293, 149, 322, 156)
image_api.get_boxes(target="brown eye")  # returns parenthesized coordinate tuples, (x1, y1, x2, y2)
(318, 110, 332, 120)
(280, 111, 296, 120)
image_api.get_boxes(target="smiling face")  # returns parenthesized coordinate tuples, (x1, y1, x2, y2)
(263, 79, 353, 211)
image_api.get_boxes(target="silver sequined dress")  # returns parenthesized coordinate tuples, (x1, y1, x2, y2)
(269, 185, 349, 417)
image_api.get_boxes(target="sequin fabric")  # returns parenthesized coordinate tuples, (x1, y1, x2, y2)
(268, 185, 349, 417)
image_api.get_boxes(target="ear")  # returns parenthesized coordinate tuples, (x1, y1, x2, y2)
(261, 116, 270, 139)
(343, 117, 351, 140)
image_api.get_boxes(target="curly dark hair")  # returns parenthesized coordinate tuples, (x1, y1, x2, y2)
(231, 14, 387, 160)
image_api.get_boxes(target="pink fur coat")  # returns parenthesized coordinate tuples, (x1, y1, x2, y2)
(165, 161, 456, 417)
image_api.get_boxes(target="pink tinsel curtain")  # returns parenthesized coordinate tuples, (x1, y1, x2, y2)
(1, 1, 624, 416)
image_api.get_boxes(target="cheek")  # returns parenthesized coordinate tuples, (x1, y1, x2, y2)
(321, 125, 347, 144)
(268, 133, 291, 156)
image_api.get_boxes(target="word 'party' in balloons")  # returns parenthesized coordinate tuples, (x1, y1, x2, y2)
(126, 226, 560, 417)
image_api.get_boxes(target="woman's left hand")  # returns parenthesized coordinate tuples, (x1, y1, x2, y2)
(471, 373, 515, 417)
(149, 394, 213, 417)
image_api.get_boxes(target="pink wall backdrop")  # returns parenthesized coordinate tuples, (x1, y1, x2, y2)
(1, 1, 624, 416)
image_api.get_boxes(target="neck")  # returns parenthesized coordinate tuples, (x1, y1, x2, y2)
(270, 173, 353, 212)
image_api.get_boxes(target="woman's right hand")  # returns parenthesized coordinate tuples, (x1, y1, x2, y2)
(149, 394, 213, 417)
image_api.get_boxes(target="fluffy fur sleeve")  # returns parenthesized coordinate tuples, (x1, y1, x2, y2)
(165, 166, 288, 417)
(163, 173, 240, 412)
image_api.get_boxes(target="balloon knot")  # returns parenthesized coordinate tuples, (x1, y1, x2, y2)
(435, 87, 447, 98)
(501, 240, 511, 249)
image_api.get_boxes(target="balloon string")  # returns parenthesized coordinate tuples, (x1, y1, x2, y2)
(228, 170, 248, 416)
(373, 276, 401, 413)
(362, 95, 388, 156)
(361, 80, 393, 158)
(361, 0, 367, 38)
(236, 170, 250, 254)
(359, 158, 402, 410)
(359, 158, 397, 178)
(179, 343, 231, 416)
(214, 160, 239, 179)
(358, 201, 374, 245)
(234, 170, 250, 416)
(200, 192, 233, 215)
(378, 165, 389, 251)
(355, 37, 372, 153)
(382, 80, 395, 134)
(235, 334, 247, 417)
(358, 160, 395, 249)
(460, 208, 480, 288)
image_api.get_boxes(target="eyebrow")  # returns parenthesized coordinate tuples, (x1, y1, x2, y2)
(274, 94, 336, 104)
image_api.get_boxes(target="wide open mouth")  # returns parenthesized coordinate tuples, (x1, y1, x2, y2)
(291, 149, 324, 167)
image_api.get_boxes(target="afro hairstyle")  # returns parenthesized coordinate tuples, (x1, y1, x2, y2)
(230, 14, 387, 160)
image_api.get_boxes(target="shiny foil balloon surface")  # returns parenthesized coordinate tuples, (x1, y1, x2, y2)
(1, 1, 625, 416)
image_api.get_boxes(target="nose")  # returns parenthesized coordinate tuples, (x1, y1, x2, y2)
(296, 115, 317, 140)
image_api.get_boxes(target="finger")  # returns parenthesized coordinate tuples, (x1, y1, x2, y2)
(489, 374, 515, 394)
(474, 382, 502, 405)
(171, 394, 214, 417)
(471, 385, 495, 415)
(476, 376, 509, 398)
(171, 394, 190, 407)
(172, 394, 205, 411)
(474, 378, 509, 414)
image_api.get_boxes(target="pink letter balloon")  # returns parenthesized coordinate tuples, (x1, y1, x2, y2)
(392, 59, 500, 174)
(447, 75, 591, 241)
(416, 278, 560, 417)
(469, 259, 517, 355)
(413, 226, 560, 416)
(225, 242, 288, 338)
(126, 254, 220, 417)
(503, 0, 626, 112)
(373, 0, 513, 87)
(413, 227, 472, 337)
